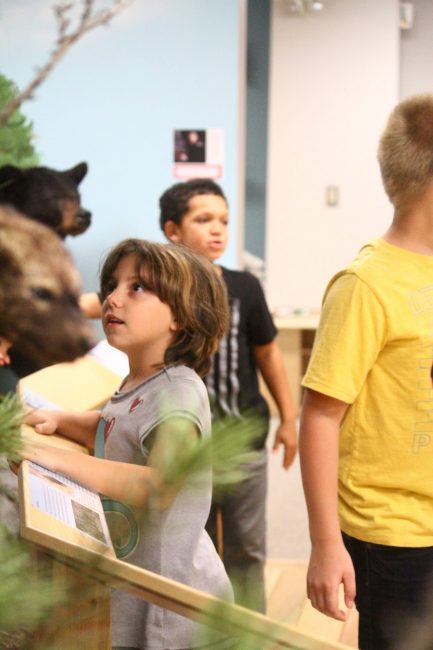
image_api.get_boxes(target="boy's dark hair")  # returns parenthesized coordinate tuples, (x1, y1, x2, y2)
(378, 93, 433, 208)
(159, 179, 227, 230)
(100, 239, 229, 377)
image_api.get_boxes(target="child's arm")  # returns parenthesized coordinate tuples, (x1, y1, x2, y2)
(22, 441, 158, 507)
(299, 387, 355, 622)
(24, 409, 100, 450)
(253, 340, 298, 469)
(22, 416, 199, 507)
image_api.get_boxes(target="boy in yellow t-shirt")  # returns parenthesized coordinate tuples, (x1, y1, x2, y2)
(300, 94, 433, 650)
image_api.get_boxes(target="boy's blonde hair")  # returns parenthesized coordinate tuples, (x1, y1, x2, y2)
(100, 239, 229, 377)
(378, 93, 433, 207)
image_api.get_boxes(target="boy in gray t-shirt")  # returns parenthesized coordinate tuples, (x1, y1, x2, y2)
(24, 239, 233, 649)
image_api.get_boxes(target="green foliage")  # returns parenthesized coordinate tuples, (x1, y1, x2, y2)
(209, 414, 265, 496)
(0, 75, 39, 168)
(154, 412, 264, 501)
(0, 395, 59, 647)
(0, 525, 57, 634)
(195, 597, 283, 650)
(0, 394, 23, 461)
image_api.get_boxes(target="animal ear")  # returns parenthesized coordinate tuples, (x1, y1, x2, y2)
(64, 162, 88, 185)
(0, 165, 23, 191)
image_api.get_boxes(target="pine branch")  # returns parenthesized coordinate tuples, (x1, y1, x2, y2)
(0, 524, 62, 638)
(0, 0, 131, 125)
(153, 412, 265, 506)
(0, 394, 23, 460)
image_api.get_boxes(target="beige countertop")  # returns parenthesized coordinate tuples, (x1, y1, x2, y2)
(273, 312, 320, 330)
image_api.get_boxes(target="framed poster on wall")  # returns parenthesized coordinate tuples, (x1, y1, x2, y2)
(173, 128, 224, 179)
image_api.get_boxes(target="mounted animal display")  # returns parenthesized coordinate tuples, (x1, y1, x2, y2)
(0, 162, 91, 239)
(0, 206, 95, 369)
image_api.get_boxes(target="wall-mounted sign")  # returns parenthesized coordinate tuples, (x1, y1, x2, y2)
(173, 128, 224, 179)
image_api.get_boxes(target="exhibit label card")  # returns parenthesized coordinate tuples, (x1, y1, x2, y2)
(28, 461, 113, 548)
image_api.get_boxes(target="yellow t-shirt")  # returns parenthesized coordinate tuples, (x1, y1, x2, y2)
(302, 238, 433, 546)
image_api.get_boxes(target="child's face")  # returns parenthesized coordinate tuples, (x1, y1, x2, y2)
(0, 337, 11, 366)
(167, 194, 228, 262)
(101, 254, 177, 361)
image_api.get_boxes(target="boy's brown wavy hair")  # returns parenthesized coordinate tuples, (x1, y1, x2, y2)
(100, 239, 229, 377)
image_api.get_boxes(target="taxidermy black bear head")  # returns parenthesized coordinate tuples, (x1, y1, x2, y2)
(0, 162, 91, 239)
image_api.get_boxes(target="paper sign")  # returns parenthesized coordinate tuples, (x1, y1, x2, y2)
(173, 128, 224, 179)
(28, 461, 112, 547)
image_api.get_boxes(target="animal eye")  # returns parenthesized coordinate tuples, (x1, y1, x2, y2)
(32, 287, 54, 301)
(65, 293, 79, 307)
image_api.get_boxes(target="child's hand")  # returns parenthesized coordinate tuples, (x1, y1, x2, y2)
(21, 439, 61, 472)
(7, 458, 21, 475)
(272, 420, 298, 470)
(24, 409, 60, 435)
(0, 337, 12, 366)
(307, 540, 356, 621)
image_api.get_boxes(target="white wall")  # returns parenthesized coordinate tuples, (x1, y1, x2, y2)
(400, 0, 433, 98)
(265, 0, 399, 311)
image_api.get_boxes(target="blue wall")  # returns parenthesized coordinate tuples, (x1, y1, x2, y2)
(1, 0, 241, 293)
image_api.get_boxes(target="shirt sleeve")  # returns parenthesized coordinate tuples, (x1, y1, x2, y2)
(138, 378, 207, 453)
(302, 272, 388, 404)
(245, 273, 277, 345)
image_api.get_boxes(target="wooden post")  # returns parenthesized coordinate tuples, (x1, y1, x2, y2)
(30, 548, 111, 650)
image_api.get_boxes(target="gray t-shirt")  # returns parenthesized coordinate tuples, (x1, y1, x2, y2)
(97, 365, 233, 649)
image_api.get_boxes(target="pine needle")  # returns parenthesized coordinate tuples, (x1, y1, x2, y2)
(154, 411, 265, 500)
(0, 394, 23, 460)
(0, 525, 58, 632)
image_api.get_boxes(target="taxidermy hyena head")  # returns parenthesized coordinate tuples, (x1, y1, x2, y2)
(0, 162, 91, 239)
(0, 207, 96, 366)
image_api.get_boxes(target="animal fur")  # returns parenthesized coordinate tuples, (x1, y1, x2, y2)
(0, 162, 91, 238)
(0, 206, 95, 367)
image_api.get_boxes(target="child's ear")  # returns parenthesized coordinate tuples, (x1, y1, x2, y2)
(169, 317, 180, 333)
(164, 220, 181, 243)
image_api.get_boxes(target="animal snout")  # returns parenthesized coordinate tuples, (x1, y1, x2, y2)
(65, 207, 91, 236)
(55, 329, 96, 363)
(77, 209, 91, 227)
(79, 333, 96, 354)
